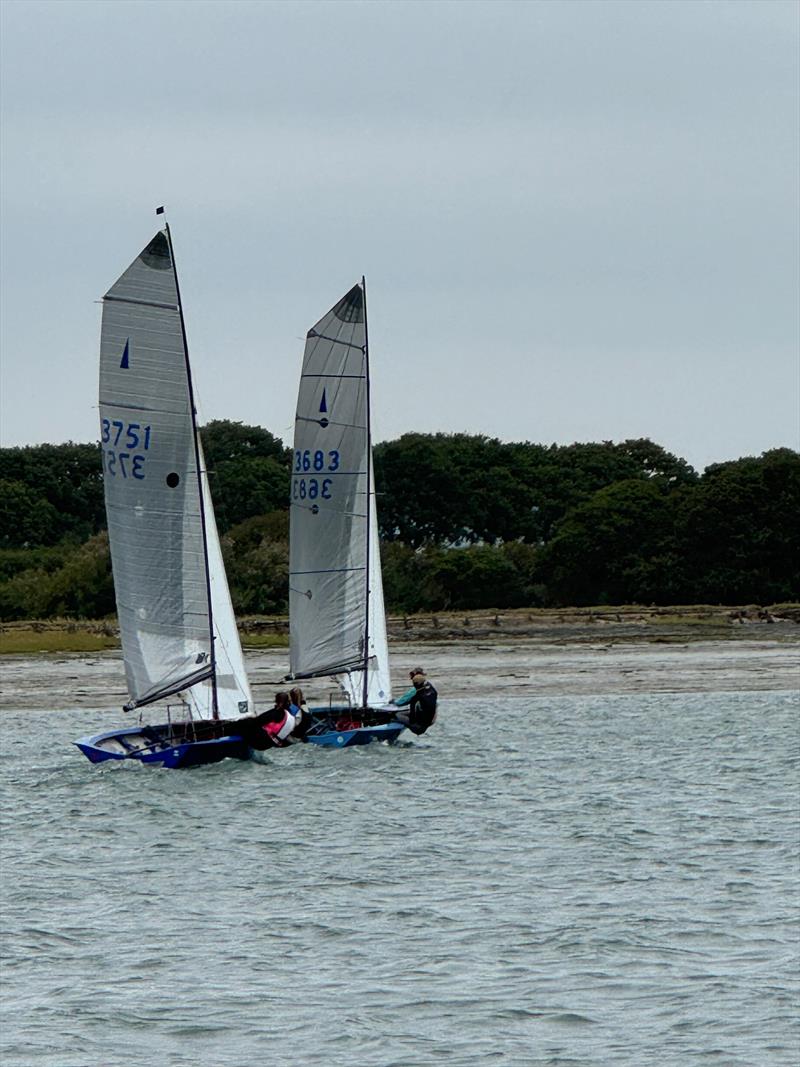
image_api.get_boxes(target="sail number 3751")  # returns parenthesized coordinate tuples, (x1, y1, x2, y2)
(101, 418, 151, 480)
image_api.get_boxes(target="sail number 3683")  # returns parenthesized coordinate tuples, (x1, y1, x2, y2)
(292, 450, 339, 504)
(294, 449, 340, 473)
(293, 477, 332, 501)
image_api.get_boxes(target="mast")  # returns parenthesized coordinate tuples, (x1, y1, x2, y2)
(361, 275, 371, 711)
(163, 214, 219, 719)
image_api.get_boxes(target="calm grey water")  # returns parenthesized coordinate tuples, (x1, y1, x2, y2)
(2, 674, 799, 1065)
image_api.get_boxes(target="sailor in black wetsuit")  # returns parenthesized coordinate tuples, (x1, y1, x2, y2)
(392, 670, 438, 735)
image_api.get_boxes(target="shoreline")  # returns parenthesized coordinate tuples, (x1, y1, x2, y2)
(2, 637, 797, 709)
(1, 603, 797, 655)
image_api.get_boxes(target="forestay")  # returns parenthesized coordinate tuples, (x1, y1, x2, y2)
(99, 230, 251, 718)
(289, 283, 392, 706)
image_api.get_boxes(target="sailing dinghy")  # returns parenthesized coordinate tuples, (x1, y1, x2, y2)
(74, 225, 253, 768)
(287, 280, 404, 746)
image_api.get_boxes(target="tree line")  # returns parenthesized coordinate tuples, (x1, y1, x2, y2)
(0, 420, 797, 620)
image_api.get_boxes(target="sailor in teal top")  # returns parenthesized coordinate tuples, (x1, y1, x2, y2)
(392, 669, 438, 735)
(394, 683, 418, 707)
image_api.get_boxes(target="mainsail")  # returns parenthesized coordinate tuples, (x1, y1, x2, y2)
(288, 282, 392, 707)
(99, 229, 252, 719)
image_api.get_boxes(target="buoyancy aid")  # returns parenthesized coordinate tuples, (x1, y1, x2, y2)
(408, 681, 438, 734)
(263, 709, 297, 743)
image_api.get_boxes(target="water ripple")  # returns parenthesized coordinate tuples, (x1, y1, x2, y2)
(1, 687, 798, 1066)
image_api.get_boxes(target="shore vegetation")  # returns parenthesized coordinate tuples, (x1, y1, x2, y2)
(2, 604, 797, 655)
(1, 423, 798, 626)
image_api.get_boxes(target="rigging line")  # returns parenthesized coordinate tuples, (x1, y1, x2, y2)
(307, 332, 365, 352)
(104, 294, 179, 311)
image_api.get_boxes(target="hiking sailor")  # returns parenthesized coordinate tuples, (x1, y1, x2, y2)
(288, 687, 311, 743)
(244, 692, 298, 749)
(391, 669, 438, 735)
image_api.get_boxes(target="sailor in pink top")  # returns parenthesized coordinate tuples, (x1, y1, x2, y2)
(263, 708, 297, 743)
(256, 691, 297, 747)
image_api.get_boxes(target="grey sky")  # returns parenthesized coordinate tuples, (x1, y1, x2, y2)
(1, 0, 798, 471)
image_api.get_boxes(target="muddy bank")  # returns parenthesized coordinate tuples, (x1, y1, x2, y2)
(383, 604, 800, 644)
(2, 636, 797, 712)
(3, 603, 797, 656)
(381, 638, 800, 699)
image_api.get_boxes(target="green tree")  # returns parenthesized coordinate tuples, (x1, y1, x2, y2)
(0, 443, 104, 545)
(614, 438, 698, 484)
(537, 479, 680, 605)
(374, 433, 696, 548)
(0, 533, 113, 620)
(0, 480, 62, 548)
(200, 419, 287, 466)
(44, 532, 115, 618)
(0, 545, 72, 582)
(200, 421, 290, 531)
(374, 433, 540, 546)
(221, 511, 289, 614)
(381, 540, 541, 613)
(676, 449, 800, 602)
(208, 456, 289, 532)
(512, 439, 696, 543)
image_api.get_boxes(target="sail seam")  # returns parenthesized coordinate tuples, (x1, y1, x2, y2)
(300, 373, 366, 380)
(290, 566, 365, 576)
(97, 402, 162, 413)
(295, 417, 367, 432)
(288, 467, 367, 476)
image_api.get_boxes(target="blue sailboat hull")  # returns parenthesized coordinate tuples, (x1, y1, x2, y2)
(305, 722, 405, 747)
(75, 706, 406, 766)
(73, 724, 249, 769)
(303, 707, 405, 747)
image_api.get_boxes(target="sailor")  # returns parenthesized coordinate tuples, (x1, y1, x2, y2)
(391, 669, 438, 735)
(248, 691, 298, 748)
(288, 687, 311, 742)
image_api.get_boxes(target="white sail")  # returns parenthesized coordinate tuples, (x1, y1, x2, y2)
(99, 229, 250, 719)
(334, 455, 392, 706)
(289, 283, 392, 706)
(183, 441, 253, 719)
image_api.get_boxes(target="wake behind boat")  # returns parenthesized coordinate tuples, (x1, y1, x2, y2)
(285, 280, 405, 747)
(74, 221, 254, 768)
